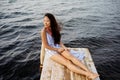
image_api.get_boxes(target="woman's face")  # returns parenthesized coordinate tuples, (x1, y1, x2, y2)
(43, 16, 51, 28)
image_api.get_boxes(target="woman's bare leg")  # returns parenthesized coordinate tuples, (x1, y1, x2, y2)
(61, 50, 89, 71)
(60, 50, 99, 79)
(50, 54, 90, 77)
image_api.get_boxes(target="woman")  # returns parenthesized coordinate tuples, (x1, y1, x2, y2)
(41, 13, 99, 80)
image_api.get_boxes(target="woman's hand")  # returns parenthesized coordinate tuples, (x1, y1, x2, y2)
(57, 48, 65, 54)
(64, 47, 70, 51)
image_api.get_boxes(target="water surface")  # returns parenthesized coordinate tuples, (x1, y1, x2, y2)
(0, 0, 120, 80)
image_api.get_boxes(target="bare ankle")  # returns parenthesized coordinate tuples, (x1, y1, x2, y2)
(88, 73, 99, 80)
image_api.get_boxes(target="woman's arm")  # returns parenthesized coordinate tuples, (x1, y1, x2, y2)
(60, 42, 69, 51)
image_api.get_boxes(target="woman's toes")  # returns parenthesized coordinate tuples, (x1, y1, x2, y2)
(88, 73, 99, 80)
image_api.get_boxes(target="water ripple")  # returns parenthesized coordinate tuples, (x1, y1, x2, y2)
(0, 0, 120, 80)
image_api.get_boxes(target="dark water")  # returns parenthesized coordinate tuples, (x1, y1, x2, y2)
(0, 0, 120, 80)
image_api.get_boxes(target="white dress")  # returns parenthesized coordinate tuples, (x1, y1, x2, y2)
(45, 32, 85, 60)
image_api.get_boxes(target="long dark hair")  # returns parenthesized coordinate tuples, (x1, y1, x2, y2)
(44, 13, 61, 44)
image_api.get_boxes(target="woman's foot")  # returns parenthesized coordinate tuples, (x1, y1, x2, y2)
(87, 72, 99, 80)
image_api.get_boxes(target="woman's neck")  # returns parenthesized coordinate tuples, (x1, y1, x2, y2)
(45, 27, 52, 35)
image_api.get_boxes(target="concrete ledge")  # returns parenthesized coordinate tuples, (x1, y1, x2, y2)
(40, 48, 100, 80)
